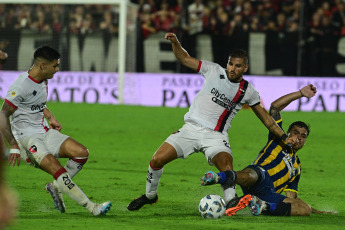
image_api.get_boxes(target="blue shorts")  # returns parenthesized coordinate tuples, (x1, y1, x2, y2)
(240, 165, 287, 203)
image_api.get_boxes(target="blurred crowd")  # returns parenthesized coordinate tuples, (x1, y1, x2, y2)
(133, 0, 345, 76)
(0, 1, 344, 76)
(0, 4, 119, 70)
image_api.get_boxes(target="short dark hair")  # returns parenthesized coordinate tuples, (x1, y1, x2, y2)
(34, 46, 60, 61)
(287, 121, 311, 137)
(229, 49, 248, 65)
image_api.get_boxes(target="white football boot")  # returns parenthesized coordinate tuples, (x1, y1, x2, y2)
(46, 182, 66, 213)
(91, 201, 112, 216)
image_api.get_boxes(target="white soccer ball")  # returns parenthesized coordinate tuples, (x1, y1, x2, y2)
(199, 194, 226, 219)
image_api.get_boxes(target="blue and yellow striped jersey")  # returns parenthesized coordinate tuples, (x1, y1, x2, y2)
(252, 118, 301, 194)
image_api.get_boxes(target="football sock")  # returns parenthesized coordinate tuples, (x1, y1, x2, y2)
(222, 184, 236, 204)
(54, 168, 95, 212)
(217, 170, 237, 185)
(264, 202, 291, 216)
(145, 161, 163, 200)
(64, 157, 88, 178)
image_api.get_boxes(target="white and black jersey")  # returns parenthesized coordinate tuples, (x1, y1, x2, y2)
(184, 60, 261, 134)
(5, 72, 49, 139)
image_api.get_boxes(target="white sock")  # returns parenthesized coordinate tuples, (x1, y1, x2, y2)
(222, 185, 236, 204)
(55, 169, 95, 212)
(64, 157, 88, 178)
(145, 163, 163, 199)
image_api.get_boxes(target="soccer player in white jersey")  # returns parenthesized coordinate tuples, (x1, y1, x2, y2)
(0, 46, 111, 216)
(127, 32, 289, 211)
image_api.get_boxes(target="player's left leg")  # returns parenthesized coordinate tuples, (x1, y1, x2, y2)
(211, 152, 237, 207)
(282, 197, 312, 216)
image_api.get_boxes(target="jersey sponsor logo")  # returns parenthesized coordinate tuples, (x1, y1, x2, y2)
(29, 145, 37, 153)
(219, 74, 225, 79)
(11, 91, 16, 97)
(211, 88, 236, 109)
(31, 102, 46, 111)
(212, 97, 232, 110)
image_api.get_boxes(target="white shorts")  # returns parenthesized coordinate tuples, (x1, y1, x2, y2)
(18, 129, 69, 168)
(165, 122, 232, 166)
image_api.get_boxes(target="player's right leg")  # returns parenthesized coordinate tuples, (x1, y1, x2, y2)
(40, 154, 111, 216)
(127, 142, 177, 211)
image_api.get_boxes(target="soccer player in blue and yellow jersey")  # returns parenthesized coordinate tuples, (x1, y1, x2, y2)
(201, 84, 335, 216)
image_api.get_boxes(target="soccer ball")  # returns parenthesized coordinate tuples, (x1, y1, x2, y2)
(199, 194, 226, 219)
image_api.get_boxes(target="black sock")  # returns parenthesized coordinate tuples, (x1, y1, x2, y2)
(218, 170, 237, 186)
(264, 202, 291, 216)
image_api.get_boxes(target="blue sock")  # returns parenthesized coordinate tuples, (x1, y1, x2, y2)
(217, 172, 227, 184)
(264, 202, 291, 216)
(268, 202, 276, 211)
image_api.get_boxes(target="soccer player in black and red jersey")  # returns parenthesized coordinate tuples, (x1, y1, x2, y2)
(128, 32, 289, 211)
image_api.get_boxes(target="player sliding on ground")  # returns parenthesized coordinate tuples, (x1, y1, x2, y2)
(0, 46, 112, 216)
(128, 32, 290, 211)
(201, 84, 335, 216)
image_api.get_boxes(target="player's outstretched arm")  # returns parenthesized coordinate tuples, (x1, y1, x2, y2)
(251, 103, 285, 139)
(270, 84, 317, 114)
(164, 32, 200, 72)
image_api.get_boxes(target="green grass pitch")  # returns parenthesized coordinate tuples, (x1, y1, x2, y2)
(3, 102, 345, 230)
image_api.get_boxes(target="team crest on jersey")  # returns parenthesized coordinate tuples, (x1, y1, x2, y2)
(32, 90, 37, 96)
(11, 91, 16, 97)
(29, 145, 37, 153)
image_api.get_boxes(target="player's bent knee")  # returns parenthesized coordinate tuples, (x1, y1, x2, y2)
(290, 200, 312, 216)
(212, 152, 233, 171)
(79, 147, 89, 158)
(150, 158, 165, 169)
(299, 203, 312, 216)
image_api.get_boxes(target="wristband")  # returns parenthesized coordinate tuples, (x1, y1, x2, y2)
(10, 148, 20, 154)
(281, 134, 288, 141)
(299, 89, 303, 97)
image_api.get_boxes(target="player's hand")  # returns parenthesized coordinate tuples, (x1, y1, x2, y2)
(49, 118, 62, 132)
(285, 136, 299, 147)
(300, 84, 317, 98)
(165, 33, 178, 43)
(8, 148, 21, 167)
